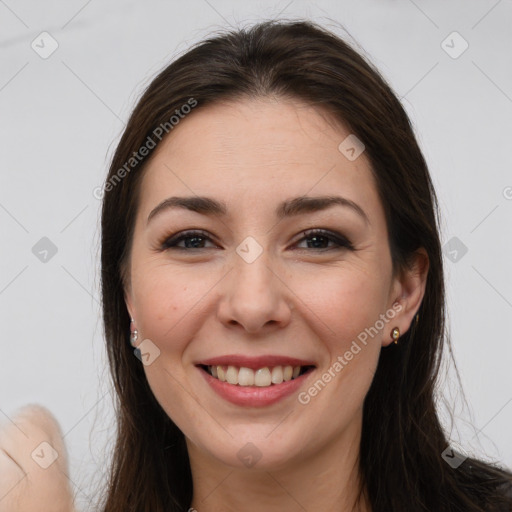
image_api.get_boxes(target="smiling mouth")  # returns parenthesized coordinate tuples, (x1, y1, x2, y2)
(198, 364, 315, 387)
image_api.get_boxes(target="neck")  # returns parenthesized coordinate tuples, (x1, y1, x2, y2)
(187, 412, 370, 512)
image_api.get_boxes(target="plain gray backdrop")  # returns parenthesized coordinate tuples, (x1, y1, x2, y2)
(1, 0, 511, 509)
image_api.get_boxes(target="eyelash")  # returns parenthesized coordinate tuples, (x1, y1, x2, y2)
(160, 229, 354, 252)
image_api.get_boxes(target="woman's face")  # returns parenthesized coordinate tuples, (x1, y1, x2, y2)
(125, 97, 424, 470)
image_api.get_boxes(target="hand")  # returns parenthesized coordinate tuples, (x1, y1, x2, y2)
(0, 404, 76, 512)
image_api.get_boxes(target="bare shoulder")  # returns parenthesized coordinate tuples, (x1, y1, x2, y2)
(0, 404, 77, 512)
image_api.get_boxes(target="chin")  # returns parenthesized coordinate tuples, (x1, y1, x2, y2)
(194, 427, 306, 471)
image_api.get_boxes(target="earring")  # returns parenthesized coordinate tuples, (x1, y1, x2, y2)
(391, 327, 400, 345)
(130, 318, 138, 347)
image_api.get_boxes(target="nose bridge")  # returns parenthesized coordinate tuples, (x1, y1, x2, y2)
(217, 238, 291, 331)
(232, 240, 277, 302)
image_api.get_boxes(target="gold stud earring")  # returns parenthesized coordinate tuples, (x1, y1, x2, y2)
(391, 327, 400, 345)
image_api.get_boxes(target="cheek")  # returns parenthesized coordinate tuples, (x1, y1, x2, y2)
(293, 264, 389, 348)
(131, 264, 209, 346)
(129, 267, 212, 432)
(289, 266, 387, 405)
(291, 273, 385, 440)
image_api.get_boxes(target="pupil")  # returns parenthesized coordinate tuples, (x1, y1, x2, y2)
(308, 235, 327, 249)
(185, 236, 204, 248)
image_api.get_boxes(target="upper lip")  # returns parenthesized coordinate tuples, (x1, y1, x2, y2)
(196, 354, 316, 370)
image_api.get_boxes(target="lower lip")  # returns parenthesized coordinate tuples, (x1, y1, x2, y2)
(198, 367, 314, 407)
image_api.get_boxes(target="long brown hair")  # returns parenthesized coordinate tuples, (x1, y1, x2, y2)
(99, 19, 512, 511)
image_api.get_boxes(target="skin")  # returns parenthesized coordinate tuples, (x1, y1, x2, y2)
(0, 405, 76, 512)
(124, 97, 429, 512)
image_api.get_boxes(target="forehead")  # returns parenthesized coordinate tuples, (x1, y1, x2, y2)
(138, 97, 383, 225)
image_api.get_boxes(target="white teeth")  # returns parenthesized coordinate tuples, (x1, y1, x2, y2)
(238, 367, 255, 386)
(207, 364, 307, 387)
(271, 366, 284, 384)
(226, 365, 238, 384)
(255, 368, 272, 387)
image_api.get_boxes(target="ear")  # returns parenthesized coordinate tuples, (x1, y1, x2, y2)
(125, 291, 135, 321)
(121, 262, 135, 320)
(124, 279, 135, 321)
(384, 248, 429, 347)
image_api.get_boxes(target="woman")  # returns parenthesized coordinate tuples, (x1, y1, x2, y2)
(2, 19, 511, 512)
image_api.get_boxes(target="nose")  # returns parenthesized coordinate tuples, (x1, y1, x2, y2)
(216, 248, 292, 334)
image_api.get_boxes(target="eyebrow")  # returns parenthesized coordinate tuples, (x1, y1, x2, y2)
(147, 195, 369, 225)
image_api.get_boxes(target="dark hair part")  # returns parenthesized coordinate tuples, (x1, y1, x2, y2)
(99, 19, 512, 512)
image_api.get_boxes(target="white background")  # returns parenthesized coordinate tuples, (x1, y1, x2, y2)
(1, 0, 511, 509)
